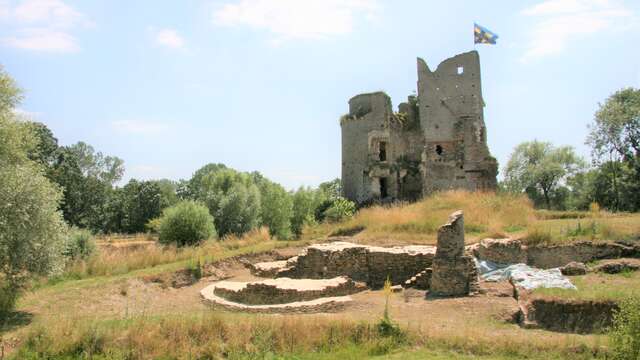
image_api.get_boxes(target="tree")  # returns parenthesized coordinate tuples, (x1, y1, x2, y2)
(153, 179, 179, 208)
(587, 88, 640, 211)
(64, 142, 124, 186)
(504, 141, 585, 209)
(184, 163, 227, 199)
(318, 178, 342, 200)
(49, 147, 110, 230)
(26, 121, 58, 167)
(198, 168, 261, 237)
(158, 201, 216, 247)
(0, 66, 66, 315)
(291, 187, 323, 237)
(257, 179, 293, 239)
(0, 65, 22, 114)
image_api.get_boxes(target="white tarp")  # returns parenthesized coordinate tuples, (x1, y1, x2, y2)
(476, 259, 577, 290)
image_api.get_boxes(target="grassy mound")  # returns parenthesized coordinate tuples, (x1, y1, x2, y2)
(303, 191, 535, 245)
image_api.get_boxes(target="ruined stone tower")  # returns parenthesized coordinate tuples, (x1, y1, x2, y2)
(341, 51, 497, 204)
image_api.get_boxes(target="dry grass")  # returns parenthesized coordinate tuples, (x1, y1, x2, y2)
(299, 190, 639, 246)
(10, 312, 606, 360)
(57, 227, 279, 281)
(303, 191, 536, 245)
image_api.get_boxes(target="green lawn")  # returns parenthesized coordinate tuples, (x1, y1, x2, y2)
(533, 270, 640, 301)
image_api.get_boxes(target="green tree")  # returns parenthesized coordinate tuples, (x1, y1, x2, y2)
(184, 163, 227, 199)
(26, 121, 59, 167)
(0, 66, 66, 315)
(318, 178, 342, 199)
(158, 201, 216, 246)
(587, 88, 640, 211)
(198, 168, 261, 237)
(64, 141, 124, 186)
(504, 141, 585, 209)
(49, 147, 110, 230)
(291, 187, 323, 237)
(153, 179, 179, 208)
(257, 180, 293, 239)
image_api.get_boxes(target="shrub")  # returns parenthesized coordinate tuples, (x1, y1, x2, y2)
(609, 296, 640, 360)
(63, 228, 96, 261)
(158, 201, 216, 247)
(322, 197, 356, 223)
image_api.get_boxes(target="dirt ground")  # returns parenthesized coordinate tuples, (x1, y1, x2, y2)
(8, 248, 605, 357)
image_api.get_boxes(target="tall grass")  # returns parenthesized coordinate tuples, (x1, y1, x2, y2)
(54, 228, 276, 282)
(303, 191, 536, 245)
(11, 313, 606, 360)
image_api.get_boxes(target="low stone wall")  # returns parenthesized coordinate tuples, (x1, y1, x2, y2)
(527, 241, 633, 268)
(521, 298, 618, 334)
(212, 277, 366, 305)
(269, 242, 436, 289)
(476, 239, 637, 269)
(200, 285, 353, 314)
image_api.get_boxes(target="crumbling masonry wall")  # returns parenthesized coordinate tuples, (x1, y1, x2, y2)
(341, 51, 497, 205)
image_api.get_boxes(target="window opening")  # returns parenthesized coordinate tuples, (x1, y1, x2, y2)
(379, 141, 387, 161)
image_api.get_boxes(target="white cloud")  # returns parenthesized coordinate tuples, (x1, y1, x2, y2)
(2, 27, 77, 51)
(111, 120, 171, 135)
(154, 28, 184, 49)
(212, 0, 380, 43)
(0, 0, 89, 52)
(520, 0, 635, 62)
(13, 0, 86, 27)
(12, 107, 41, 117)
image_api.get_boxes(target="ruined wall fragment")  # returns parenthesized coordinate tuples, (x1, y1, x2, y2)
(429, 211, 480, 296)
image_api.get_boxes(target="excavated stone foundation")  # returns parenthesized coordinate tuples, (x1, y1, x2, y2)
(250, 242, 436, 289)
(200, 277, 366, 313)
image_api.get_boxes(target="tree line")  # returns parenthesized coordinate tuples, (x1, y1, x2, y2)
(25, 119, 354, 240)
(502, 87, 640, 212)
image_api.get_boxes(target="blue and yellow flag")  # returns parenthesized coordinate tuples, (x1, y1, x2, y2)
(474, 23, 498, 44)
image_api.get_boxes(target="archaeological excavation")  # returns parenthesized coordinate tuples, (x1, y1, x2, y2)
(200, 209, 639, 334)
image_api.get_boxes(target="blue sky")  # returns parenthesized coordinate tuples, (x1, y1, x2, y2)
(2, 0, 639, 189)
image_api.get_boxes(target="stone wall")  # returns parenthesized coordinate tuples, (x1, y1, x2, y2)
(277, 242, 436, 289)
(340, 51, 497, 205)
(212, 277, 366, 305)
(476, 238, 637, 268)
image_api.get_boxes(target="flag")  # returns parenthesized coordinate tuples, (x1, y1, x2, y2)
(474, 23, 498, 44)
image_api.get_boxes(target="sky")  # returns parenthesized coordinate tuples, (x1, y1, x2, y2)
(1, 0, 639, 190)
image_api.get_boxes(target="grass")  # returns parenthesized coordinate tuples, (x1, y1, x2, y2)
(9, 312, 608, 360)
(303, 191, 536, 245)
(51, 227, 285, 283)
(533, 271, 640, 301)
(301, 190, 640, 246)
(7, 191, 640, 359)
(522, 214, 640, 246)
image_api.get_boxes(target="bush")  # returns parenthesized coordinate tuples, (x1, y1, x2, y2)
(321, 197, 356, 223)
(63, 228, 96, 261)
(609, 296, 640, 360)
(158, 201, 216, 246)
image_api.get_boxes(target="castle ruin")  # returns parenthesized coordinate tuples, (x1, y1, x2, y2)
(340, 51, 498, 204)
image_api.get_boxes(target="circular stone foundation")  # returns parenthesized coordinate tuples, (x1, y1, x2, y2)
(200, 276, 366, 313)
